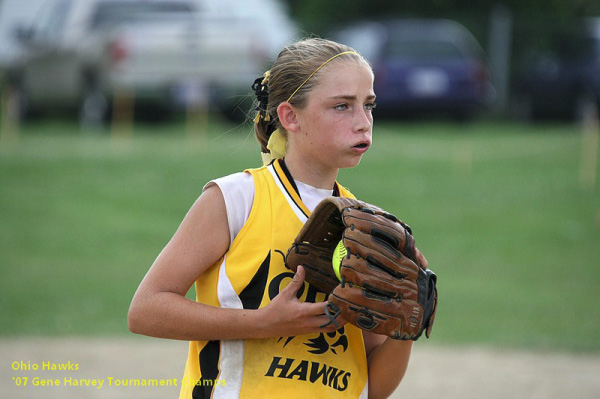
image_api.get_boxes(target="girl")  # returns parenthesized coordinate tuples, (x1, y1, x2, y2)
(128, 37, 427, 399)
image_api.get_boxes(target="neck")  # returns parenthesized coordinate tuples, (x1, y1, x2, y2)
(283, 151, 338, 190)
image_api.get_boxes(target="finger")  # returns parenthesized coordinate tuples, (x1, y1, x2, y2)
(316, 311, 348, 331)
(280, 265, 306, 299)
(415, 247, 428, 268)
(320, 313, 348, 327)
(300, 300, 331, 315)
(319, 318, 348, 332)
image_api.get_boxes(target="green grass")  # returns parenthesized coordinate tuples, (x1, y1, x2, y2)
(1, 118, 599, 353)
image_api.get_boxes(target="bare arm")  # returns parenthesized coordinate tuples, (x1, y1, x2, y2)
(363, 249, 428, 399)
(127, 185, 341, 341)
(364, 333, 413, 399)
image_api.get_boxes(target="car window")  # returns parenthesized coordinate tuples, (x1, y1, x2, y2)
(89, 1, 195, 30)
(333, 25, 386, 62)
(384, 39, 465, 59)
(197, 0, 286, 19)
(32, 0, 72, 43)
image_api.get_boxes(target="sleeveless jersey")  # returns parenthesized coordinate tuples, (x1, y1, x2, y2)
(180, 159, 368, 398)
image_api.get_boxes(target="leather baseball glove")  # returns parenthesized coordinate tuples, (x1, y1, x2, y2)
(285, 197, 437, 340)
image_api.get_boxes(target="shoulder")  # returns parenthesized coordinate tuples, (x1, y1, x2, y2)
(204, 171, 255, 245)
(204, 171, 254, 194)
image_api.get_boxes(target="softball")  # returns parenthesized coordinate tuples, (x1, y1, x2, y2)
(332, 240, 347, 281)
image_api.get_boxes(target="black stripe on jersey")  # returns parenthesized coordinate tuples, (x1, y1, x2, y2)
(333, 182, 340, 197)
(278, 158, 301, 198)
(239, 252, 270, 309)
(280, 158, 340, 197)
(273, 159, 309, 218)
(193, 340, 220, 399)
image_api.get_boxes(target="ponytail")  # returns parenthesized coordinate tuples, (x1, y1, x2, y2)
(252, 72, 274, 154)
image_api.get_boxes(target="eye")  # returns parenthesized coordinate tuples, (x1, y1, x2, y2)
(334, 103, 349, 111)
(364, 102, 377, 111)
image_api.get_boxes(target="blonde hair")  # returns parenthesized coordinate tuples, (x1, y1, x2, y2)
(253, 38, 370, 153)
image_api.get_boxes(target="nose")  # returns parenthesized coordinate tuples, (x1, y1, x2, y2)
(354, 107, 372, 133)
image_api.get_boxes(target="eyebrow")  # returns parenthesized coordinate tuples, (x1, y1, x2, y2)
(328, 94, 377, 101)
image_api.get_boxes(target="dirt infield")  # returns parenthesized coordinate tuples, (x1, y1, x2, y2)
(2, 337, 599, 398)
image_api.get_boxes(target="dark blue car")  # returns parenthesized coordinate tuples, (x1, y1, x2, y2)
(332, 19, 495, 120)
(516, 18, 600, 122)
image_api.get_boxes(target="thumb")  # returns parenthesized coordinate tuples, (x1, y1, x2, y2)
(282, 265, 306, 299)
(415, 248, 428, 269)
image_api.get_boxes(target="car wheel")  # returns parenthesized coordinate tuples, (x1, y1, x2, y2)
(79, 88, 109, 129)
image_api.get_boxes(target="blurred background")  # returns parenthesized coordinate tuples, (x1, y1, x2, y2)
(1, 0, 599, 125)
(0, 1, 599, 398)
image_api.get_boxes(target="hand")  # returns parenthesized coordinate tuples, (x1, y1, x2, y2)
(259, 266, 346, 337)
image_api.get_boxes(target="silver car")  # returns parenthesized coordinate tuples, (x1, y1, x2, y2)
(7, 0, 297, 125)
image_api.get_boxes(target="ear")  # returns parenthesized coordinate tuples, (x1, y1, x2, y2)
(277, 102, 300, 133)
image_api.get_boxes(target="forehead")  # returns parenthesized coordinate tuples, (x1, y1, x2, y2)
(311, 61, 374, 97)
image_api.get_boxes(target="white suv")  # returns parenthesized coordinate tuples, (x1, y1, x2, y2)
(8, 0, 298, 124)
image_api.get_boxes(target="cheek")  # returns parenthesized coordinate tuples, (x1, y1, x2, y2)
(301, 112, 349, 150)
(309, 116, 334, 148)
(321, 123, 344, 148)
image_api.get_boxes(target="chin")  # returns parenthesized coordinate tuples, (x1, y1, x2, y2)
(338, 156, 364, 170)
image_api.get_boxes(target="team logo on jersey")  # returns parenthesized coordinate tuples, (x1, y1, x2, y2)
(280, 327, 348, 355)
(264, 356, 352, 392)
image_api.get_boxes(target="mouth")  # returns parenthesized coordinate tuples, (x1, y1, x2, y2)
(352, 141, 371, 154)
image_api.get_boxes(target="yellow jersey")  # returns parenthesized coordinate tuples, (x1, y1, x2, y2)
(180, 159, 368, 398)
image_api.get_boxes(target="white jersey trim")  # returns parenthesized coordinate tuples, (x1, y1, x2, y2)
(267, 163, 308, 223)
(204, 172, 254, 245)
(214, 255, 244, 398)
(359, 380, 369, 398)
